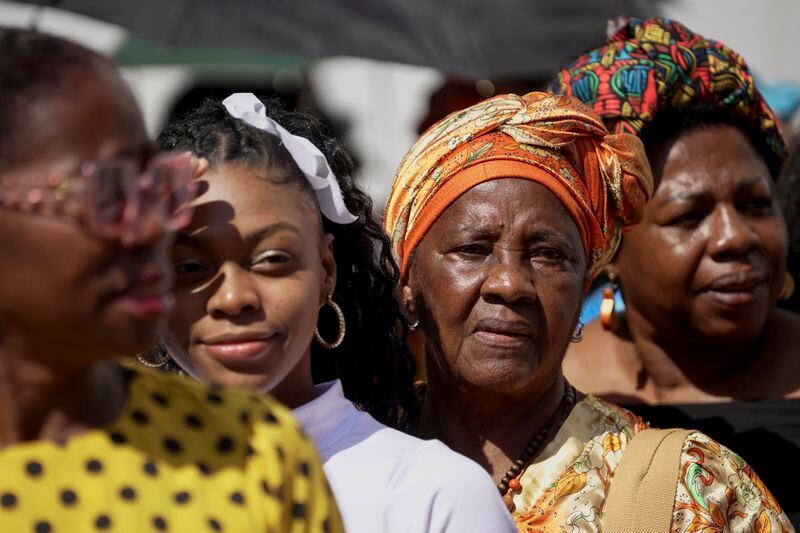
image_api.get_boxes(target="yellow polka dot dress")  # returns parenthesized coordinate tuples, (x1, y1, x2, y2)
(0, 364, 342, 533)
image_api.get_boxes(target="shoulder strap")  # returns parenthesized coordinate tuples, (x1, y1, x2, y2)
(603, 428, 692, 531)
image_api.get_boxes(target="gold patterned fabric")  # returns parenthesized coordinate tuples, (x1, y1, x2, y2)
(384, 91, 653, 286)
(512, 397, 792, 532)
(0, 364, 342, 532)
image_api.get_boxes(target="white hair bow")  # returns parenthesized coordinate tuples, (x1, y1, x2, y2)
(222, 92, 357, 225)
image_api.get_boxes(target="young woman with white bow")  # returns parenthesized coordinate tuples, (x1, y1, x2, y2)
(149, 93, 517, 533)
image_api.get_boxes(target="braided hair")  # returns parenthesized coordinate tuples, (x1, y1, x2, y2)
(156, 97, 419, 430)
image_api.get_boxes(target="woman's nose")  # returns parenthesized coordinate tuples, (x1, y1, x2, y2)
(481, 254, 537, 304)
(118, 210, 169, 249)
(707, 204, 758, 261)
(207, 263, 262, 318)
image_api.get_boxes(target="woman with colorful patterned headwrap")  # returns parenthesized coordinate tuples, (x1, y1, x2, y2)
(554, 18, 800, 524)
(385, 90, 791, 531)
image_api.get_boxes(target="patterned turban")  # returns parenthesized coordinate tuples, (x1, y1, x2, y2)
(551, 17, 788, 166)
(384, 91, 653, 286)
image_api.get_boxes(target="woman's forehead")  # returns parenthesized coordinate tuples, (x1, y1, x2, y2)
(430, 178, 581, 242)
(187, 167, 321, 240)
(15, 74, 147, 168)
(652, 133, 771, 205)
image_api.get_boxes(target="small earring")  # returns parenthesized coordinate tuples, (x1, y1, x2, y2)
(136, 342, 171, 368)
(780, 272, 795, 301)
(408, 319, 420, 331)
(571, 321, 584, 343)
(599, 286, 617, 331)
(315, 295, 346, 349)
(600, 274, 626, 333)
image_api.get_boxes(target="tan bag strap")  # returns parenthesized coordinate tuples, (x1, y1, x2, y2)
(603, 428, 692, 532)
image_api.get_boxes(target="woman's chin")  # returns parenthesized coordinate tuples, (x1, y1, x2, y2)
(691, 305, 771, 345)
(211, 371, 276, 392)
(192, 358, 280, 392)
(456, 356, 542, 394)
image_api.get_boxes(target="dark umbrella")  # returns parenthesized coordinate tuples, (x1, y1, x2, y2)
(21, 0, 658, 78)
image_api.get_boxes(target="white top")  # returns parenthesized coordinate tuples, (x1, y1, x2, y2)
(292, 380, 516, 533)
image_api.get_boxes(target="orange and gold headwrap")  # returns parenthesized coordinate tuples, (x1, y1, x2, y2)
(384, 91, 654, 286)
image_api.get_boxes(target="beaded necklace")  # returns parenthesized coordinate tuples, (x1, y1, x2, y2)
(497, 383, 577, 512)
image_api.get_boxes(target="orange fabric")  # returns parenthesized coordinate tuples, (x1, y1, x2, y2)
(384, 92, 653, 285)
(404, 155, 591, 268)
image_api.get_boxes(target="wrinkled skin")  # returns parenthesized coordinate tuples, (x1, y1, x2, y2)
(404, 178, 587, 481)
(162, 164, 335, 408)
(406, 179, 586, 398)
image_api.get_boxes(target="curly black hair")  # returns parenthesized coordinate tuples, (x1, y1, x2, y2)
(156, 96, 419, 430)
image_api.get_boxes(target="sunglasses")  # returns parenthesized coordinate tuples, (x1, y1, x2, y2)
(0, 152, 199, 241)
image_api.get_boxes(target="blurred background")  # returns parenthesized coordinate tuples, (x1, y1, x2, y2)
(2, 0, 799, 210)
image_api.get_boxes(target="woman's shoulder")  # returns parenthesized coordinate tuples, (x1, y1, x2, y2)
(382, 433, 517, 531)
(119, 363, 306, 444)
(124, 363, 286, 412)
(329, 414, 517, 532)
(671, 430, 792, 531)
(345, 410, 489, 475)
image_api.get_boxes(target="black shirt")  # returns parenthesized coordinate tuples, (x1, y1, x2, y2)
(627, 399, 800, 527)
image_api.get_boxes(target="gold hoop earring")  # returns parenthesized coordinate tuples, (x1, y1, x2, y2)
(315, 295, 346, 349)
(780, 272, 795, 301)
(136, 343, 171, 368)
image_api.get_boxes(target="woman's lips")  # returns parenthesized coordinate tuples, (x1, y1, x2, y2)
(701, 270, 767, 307)
(111, 263, 172, 318)
(472, 318, 533, 347)
(201, 335, 277, 361)
(473, 330, 530, 347)
(115, 294, 168, 318)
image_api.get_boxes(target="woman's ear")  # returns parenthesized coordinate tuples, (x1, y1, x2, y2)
(402, 284, 416, 322)
(320, 233, 337, 303)
(603, 262, 619, 284)
(187, 152, 210, 178)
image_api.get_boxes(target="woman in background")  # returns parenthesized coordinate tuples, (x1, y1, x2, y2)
(554, 17, 800, 523)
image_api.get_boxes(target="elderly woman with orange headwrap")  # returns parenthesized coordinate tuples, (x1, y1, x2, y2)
(385, 92, 791, 530)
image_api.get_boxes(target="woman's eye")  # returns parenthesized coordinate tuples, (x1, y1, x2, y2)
(741, 196, 774, 215)
(453, 244, 489, 257)
(173, 259, 209, 276)
(531, 248, 566, 262)
(667, 211, 704, 228)
(252, 251, 293, 269)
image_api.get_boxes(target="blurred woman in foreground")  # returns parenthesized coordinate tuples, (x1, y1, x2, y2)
(0, 29, 340, 532)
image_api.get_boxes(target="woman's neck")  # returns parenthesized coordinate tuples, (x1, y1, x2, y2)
(622, 305, 798, 402)
(269, 349, 322, 409)
(420, 367, 566, 483)
(0, 342, 126, 446)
